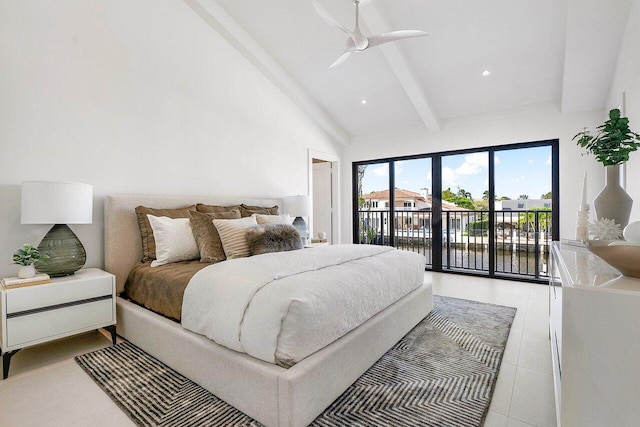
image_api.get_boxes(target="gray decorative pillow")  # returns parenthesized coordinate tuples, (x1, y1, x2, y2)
(247, 224, 303, 256)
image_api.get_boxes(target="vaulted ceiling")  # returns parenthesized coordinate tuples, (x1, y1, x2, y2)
(187, 0, 635, 145)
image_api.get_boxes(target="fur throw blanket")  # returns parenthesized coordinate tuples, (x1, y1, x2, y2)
(247, 224, 303, 256)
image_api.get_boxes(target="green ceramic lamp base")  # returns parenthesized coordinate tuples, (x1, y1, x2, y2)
(35, 224, 86, 277)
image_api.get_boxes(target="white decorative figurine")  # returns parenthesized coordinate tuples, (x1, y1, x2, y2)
(576, 171, 590, 241)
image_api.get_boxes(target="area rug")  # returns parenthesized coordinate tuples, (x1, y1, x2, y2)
(76, 296, 516, 427)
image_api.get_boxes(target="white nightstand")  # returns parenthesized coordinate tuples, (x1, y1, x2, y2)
(0, 268, 116, 379)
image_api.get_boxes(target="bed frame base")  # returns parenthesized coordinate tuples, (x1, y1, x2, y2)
(117, 282, 432, 427)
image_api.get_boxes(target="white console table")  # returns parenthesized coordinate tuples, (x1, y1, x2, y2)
(549, 242, 640, 427)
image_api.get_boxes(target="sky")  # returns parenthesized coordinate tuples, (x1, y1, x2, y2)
(361, 146, 552, 200)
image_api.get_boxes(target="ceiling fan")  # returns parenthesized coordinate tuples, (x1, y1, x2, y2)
(312, 0, 428, 67)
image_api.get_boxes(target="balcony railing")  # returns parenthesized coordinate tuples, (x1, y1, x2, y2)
(358, 209, 552, 280)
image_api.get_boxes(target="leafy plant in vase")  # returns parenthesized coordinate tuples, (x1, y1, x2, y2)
(574, 108, 640, 228)
(12, 244, 48, 279)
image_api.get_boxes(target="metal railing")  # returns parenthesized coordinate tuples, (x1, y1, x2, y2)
(358, 209, 552, 280)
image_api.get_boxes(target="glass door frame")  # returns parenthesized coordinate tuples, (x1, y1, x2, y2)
(352, 138, 560, 281)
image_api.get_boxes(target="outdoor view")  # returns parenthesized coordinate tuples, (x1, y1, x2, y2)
(356, 144, 554, 280)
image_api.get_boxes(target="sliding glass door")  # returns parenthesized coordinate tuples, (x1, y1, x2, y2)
(441, 152, 489, 272)
(352, 139, 559, 282)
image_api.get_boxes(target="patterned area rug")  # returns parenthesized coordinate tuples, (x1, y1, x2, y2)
(76, 296, 516, 426)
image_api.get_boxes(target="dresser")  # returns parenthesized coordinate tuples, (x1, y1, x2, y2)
(549, 242, 640, 427)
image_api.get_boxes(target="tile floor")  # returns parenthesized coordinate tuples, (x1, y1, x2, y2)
(429, 271, 556, 427)
(0, 272, 557, 426)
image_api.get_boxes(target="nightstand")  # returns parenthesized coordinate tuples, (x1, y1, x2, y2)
(0, 268, 116, 379)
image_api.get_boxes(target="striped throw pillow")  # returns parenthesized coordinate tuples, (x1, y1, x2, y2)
(212, 216, 258, 259)
(253, 213, 293, 225)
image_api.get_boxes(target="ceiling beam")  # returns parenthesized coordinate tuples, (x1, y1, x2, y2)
(183, 0, 350, 146)
(360, 2, 441, 132)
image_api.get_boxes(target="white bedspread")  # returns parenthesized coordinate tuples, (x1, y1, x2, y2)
(181, 244, 425, 366)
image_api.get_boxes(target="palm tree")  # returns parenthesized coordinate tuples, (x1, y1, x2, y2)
(357, 165, 368, 208)
(482, 190, 490, 201)
(457, 188, 472, 199)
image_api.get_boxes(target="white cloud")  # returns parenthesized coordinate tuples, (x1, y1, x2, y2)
(372, 164, 388, 177)
(455, 152, 488, 176)
(494, 155, 501, 165)
(442, 166, 459, 188)
(528, 158, 534, 164)
(545, 155, 551, 165)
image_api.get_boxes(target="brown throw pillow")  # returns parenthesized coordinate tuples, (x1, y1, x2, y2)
(135, 205, 196, 262)
(247, 224, 303, 256)
(189, 209, 241, 263)
(240, 204, 279, 218)
(196, 203, 242, 214)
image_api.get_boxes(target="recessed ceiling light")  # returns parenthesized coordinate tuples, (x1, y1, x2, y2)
(482, 70, 491, 77)
(361, 99, 368, 105)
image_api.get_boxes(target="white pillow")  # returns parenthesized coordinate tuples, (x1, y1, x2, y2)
(252, 213, 294, 225)
(147, 215, 199, 267)
(213, 216, 258, 259)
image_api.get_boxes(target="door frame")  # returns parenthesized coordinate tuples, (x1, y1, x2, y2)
(308, 149, 340, 244)
(352, 139, 559, 280)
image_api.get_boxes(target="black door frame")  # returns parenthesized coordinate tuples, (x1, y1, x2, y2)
(352, 139, 560, 279)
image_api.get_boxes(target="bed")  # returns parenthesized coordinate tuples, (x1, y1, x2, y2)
(105, 194, 433, 427)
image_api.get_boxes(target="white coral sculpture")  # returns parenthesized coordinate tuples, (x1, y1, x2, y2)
(589, 218, 623, 240)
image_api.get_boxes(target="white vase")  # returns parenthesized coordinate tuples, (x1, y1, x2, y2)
(593, 165, 633, 228)
(17, 264, 36, 279)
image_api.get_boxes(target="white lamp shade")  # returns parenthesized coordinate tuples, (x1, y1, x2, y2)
(285, 195, 312, 217)
(21, 181, 93, 224)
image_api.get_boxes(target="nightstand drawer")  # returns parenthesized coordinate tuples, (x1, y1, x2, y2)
(6, 274, 113, 314)
(6, 298, 114, 347)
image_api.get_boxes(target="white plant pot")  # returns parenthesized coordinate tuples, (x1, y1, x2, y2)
(18, 264, 36, 279)
(593, 165, 633, 228)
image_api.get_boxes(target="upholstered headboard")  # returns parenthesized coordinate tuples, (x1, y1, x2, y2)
(104, 194, 282, 294)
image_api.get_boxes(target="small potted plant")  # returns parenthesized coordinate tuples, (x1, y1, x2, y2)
(12, 244, 48, 279)
(573, 108, 640, 228)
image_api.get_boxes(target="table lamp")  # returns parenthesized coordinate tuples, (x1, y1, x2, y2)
(21, 181, 93, 277)
(285, 195, 312, 244)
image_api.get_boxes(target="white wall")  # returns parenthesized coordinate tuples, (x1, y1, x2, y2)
(608, 0, 640, 222)
(340, 103, 605, 242)
(0, 0, 341, 278)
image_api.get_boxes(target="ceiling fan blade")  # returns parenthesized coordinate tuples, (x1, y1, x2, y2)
(330, 51, 353, 68)
(367, 30, 428, 48)
(312, 0, 353, 36)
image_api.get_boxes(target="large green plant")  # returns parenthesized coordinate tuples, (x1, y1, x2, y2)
(573, 108, 640, 166)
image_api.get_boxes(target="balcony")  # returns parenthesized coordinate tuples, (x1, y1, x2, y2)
(358, 209, 552, 281)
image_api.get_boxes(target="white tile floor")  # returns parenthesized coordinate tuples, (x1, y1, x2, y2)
(0, 272, 557, 427)
(429, 271, 557, 427)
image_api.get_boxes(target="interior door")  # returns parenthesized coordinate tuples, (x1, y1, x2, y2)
(312, 161, 333, 242)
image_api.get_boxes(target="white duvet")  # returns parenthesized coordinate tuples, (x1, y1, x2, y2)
(181, 244, 425, 366)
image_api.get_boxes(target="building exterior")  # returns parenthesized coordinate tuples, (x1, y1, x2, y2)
(361, 188, 472, 239)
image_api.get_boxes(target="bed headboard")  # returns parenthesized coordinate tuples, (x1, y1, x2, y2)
(104, 194, 282, 294)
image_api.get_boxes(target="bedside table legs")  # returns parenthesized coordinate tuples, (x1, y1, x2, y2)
(2, 349, 21, 379)
(2, 326, 116, 380)
(104, 325, 117, 345)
